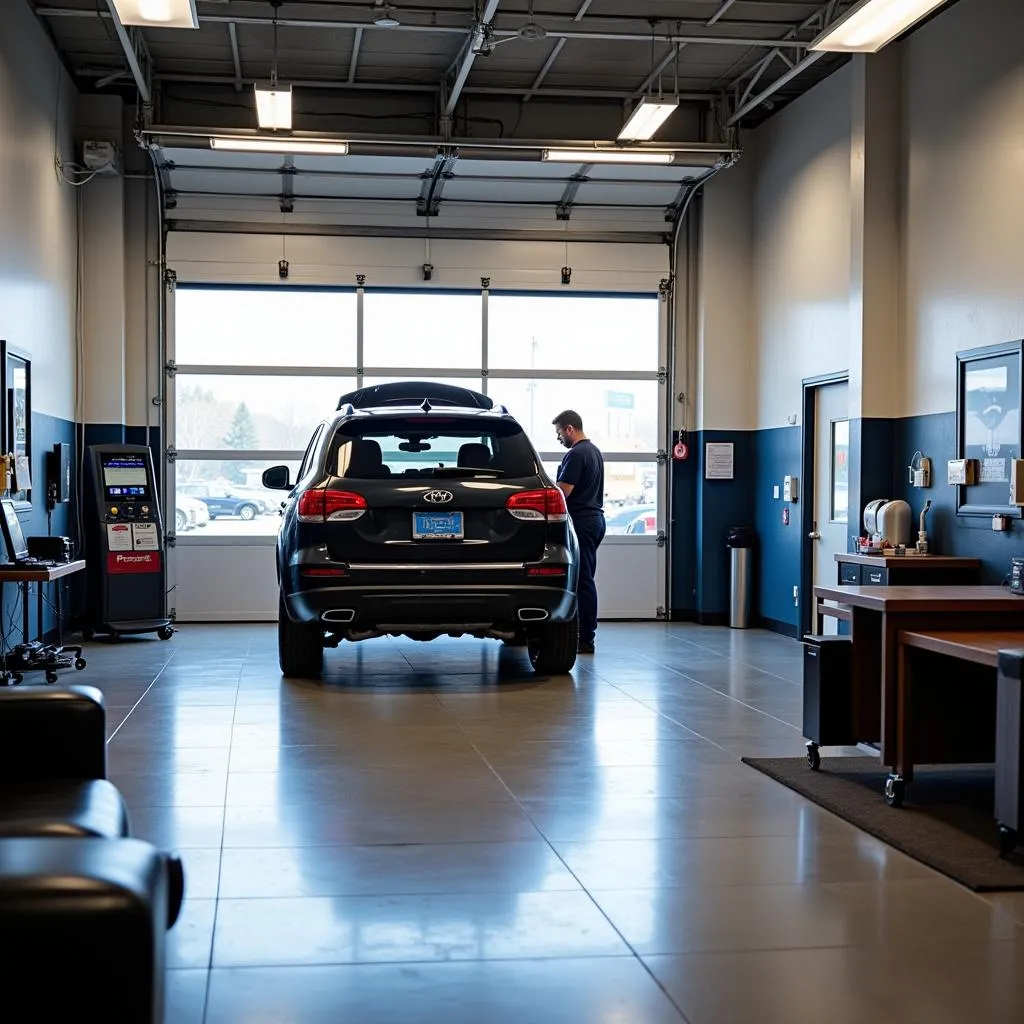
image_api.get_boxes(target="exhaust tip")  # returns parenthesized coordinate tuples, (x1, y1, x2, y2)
(517, 608, 549, 622)
(322, 609, 356, 623)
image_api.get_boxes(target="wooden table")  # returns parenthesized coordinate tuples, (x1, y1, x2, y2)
(812, 586, 1024, 768)
(0, 561, 86, 681)
(896, 630, 1024, 855)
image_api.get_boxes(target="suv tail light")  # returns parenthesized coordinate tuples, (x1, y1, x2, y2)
(506, 488, 568, 522)
(297, 489, 367, 522)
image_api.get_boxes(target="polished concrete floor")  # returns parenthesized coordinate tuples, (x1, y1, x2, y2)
(87, 622, 1024, 1023)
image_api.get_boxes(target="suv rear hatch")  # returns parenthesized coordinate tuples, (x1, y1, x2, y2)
(310, 413, 563, 566)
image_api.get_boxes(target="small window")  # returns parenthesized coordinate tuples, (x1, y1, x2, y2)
(831, 418, 849, 523)
(297, 424, 325, 483)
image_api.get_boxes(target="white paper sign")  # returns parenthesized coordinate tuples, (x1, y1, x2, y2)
(132, 522, 159, 551)
(705, 442, 735, 480)
(107, 523, 132, 551)
(981, 457, 1007, 483)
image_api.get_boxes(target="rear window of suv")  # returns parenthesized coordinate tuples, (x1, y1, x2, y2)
(327, 415, 540, 480)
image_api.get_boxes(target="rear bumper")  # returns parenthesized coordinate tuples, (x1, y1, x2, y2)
(284, 571, 577, 631)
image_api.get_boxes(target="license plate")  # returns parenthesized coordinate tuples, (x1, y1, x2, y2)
(413, 511, 464, 540)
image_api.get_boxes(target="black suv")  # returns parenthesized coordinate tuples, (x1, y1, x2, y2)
(262, 382, 580, 678)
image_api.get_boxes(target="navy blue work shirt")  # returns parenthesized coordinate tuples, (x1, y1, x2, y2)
(557, 439, 605, 519)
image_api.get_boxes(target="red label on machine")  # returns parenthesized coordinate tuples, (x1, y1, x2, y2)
(107, 551, 161, 574)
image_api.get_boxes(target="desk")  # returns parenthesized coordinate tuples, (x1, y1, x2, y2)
(0, 560, 85, 649)
(897, 631, 1024, 855)
(812, 586, 1024, 769)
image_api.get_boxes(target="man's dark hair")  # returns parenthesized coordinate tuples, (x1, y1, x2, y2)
(552, 409, 583, 431)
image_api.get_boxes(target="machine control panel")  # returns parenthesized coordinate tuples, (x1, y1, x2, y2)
(98, 452, 162, 555)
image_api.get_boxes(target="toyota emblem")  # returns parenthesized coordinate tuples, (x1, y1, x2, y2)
(423, 490, 454, 504)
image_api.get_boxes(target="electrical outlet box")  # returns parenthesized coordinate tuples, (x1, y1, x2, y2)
(948, 459, 977, 486)
(993, 515, 1009, 532)
(773, 484, 780, 500)
(783, 475, 798, 502)
(82, 140, 119, 174)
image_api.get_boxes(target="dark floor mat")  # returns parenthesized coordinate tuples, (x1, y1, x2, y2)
(741, 756, 1024, 891)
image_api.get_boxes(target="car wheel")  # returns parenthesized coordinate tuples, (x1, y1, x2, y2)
(239, 504, 257, 521)
(278, 592, 324, 678)
(528, 617, 579, 674)
(175, 510, 187, 532)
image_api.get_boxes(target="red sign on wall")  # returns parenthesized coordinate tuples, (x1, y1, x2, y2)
(107, 552, 161, 575)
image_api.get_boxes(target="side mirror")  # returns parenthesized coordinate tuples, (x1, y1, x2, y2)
(262, 465, 291, 490)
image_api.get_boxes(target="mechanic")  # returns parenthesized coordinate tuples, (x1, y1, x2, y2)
(552, 410, 606, 654)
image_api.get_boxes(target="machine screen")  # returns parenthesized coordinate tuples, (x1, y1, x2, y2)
(102, 455, 151, 500)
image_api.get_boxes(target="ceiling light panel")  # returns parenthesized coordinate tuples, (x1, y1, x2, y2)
(111, 0, 199, 29)
(810, 0, 949, 53)
(618, 100, 679, 142)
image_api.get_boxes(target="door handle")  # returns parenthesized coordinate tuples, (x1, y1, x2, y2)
(808, 530, 821, 540)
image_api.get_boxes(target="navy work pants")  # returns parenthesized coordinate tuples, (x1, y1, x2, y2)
(573, 514, 606, 645)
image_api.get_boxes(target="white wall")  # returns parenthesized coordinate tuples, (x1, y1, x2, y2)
(752, 65, 854, 430)
(696, 157, 755, 431)
(901, 0, 1024, 418)
(0, 0, 78, 422)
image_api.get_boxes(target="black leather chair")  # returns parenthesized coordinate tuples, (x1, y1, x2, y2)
(0, 684, 129, 838)
(0, 837, 183, 1022)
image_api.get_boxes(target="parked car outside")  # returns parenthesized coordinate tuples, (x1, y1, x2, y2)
(262, 381, 580, 678)
(175, 495, 210, 533)
(179, 481, 266, 520)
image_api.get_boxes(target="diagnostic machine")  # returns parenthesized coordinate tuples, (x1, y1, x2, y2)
(85, 444, 173, 640)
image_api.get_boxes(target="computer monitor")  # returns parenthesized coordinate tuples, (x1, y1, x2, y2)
(0, 498, 29, 562)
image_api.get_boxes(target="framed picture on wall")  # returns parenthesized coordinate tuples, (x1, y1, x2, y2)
(955, 339, 1023, 517)
(0, 341, 31, 509)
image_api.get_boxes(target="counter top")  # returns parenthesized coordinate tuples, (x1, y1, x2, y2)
(835, 553, 981, 568)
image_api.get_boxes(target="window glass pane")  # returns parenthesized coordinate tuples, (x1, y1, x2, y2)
(174, 458, 298, 538)
(542, 459, 658, 530)
(332, 416, 538, 479)
(489, 295, 659, 371)
(175, 288, 357, 367)
(491, 379, 659, 454)
(363, 292, 481, 368)
(175, 375, 350, 451)
(831, 418, 849, 523)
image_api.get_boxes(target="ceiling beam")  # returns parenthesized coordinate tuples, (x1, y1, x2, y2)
(100, 0, 151, 104)
(227, 22, 242, 93)
(706, 0, 739, 27)
(726, 0, 847, 125)
(524, 0, 594, 103)
(633, 42, 686, 98)
(37, 7, 810, 48)
(348, 27, 364, 82)
(444, 0, 501, 119)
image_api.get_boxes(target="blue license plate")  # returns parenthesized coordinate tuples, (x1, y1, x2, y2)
(413, 511, 464, 540)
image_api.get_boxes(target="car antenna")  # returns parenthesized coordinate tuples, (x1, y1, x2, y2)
(420, 398, 432, 412)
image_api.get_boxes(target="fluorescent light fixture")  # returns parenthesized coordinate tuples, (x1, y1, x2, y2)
(254, 82, 293, 130)
(542, 149, 675, 165)
(210, 137, 350, 155)
(111, 0, 199, 29)
(618, 98, 679, 141)
(810, 0, 949, 53)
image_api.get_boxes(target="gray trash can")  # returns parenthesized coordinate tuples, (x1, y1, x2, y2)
(727, 526, 755, 629)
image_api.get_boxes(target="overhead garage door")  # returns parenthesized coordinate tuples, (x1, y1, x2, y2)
(164, 252, 669, 623)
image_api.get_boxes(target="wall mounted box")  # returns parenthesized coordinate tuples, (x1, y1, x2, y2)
(948, 459, 977, 486)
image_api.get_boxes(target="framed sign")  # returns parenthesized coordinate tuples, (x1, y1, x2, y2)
(0, 342, 31, 508)
(955, 339, 1022, 517)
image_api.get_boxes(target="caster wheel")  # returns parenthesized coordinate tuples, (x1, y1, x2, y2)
(999, 825, 1018, 858)
(45, 670, 58, 684)
(158, 626, 174, 641)
(806, 744, 821, 771)
(13, 673, 23, 684)
(74, 659, 86, 671)
(884, 775, 905, 808)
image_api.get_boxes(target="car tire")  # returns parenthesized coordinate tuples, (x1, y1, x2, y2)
(278, 592, 324, 678)
(239, 504, 257, 521)
(528, 617, 578, 674)
(175, 510, 187, 532)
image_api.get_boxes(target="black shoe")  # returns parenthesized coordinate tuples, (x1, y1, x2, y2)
(578, 642, 595, 654)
